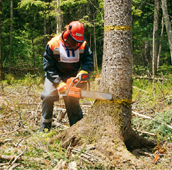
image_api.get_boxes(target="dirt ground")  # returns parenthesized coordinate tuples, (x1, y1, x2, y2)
(0, 83, 172, 169)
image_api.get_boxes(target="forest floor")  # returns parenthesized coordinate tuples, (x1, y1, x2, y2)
(0, 75, 172, 169)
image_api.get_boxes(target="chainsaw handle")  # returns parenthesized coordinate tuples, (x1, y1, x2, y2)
(74, 74, 90, 87)
(74, 77, 81, 87)
(65, 75, 90, 95)
(65, 76, 78, 95)
(74, 75, 90, 91)
(87, 79, 90, 91)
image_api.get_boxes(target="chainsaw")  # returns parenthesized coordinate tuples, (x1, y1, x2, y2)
(59, 74, 112, 100)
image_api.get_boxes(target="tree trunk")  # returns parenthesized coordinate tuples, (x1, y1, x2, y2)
(53, 0, 156, 167)
(157, 17, 164, 69)
(144, 39, 151, 66)
(9, 0, 13, 73)
(29, 12, 35, 70)
(44, 13, 47, 47)
(100, 0, 155, 150)
(55, 0, 62, 35)
(161, 0, 172, 63)
(0, 0, 3, 80)
(152, 0, 159, 76)
(100, 0, 133, 143)
(93, 13, 98, 73)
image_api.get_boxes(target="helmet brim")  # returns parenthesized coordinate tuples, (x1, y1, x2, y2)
(69, 32, 85, 43)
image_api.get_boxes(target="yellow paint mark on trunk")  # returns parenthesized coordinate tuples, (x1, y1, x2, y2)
(97, 98, 132, 105)
(104, 26, 132, 31)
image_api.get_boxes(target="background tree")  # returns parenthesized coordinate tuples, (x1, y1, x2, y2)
(0, 0, 171, 78)
(9, 0, 13, 73)
(152, 0, 159, 90)
(55, 0, 62, 35)
(152, 0, 159, 77)
(133, 0, 172, 75)
(157, 17, 164, 69)
(161, 0, 172, 64)
(0, 0, 3, 80)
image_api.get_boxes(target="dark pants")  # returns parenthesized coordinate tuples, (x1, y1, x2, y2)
(40, 77, 83, 130)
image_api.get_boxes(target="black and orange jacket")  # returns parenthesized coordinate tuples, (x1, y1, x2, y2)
(43, 35, 93, 85)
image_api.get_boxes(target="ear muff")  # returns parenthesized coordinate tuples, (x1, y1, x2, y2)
(62, 25, 72, 40)
(68, 25, 72, 30)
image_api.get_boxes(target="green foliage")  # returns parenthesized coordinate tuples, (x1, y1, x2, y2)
(1, 74, 172, 168)
(60, 0, 76, 7)
(0, 0, 172, 81)
(132, 0, 171, 72)
(98, 0, 104, 9)
(4, 73, 15, 85)
(2, 73, 43, 87)
(22, 73, 42, 86)
(132, 110, 172, 142)
(157, 65, 172, 75)
(132, 75, 172, 143)
(133, 65, 151, 75)
(19, 0, 46, 9)
(132, 5, 142, 16)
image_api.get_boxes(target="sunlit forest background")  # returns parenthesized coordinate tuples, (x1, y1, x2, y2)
(0, 0, 172, 78)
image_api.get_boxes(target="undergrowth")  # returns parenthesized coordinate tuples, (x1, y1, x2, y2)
(0, 73, 172, 169)
(132, 109, 172, 142)
(132, 75, 172, 143)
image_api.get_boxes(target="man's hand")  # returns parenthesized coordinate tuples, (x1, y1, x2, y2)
(76, 70, 88, 80)
(57, 82, 66, 93)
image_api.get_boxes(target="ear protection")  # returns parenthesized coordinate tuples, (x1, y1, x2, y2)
(62, 25, 72, 40)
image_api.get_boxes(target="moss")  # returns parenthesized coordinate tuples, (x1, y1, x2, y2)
(113, 144, 119, 150)
(74, 98, 132, 150)
(78, 128, 99, 145)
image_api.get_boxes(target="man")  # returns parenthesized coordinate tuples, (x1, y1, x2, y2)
(40, 21, 94, 132)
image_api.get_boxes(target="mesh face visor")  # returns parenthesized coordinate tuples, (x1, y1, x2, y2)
(62, 32, 85, 51)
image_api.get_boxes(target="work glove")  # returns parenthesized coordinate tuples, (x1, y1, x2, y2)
(57, 82, 66, 93)
(76, 70, 89, 80)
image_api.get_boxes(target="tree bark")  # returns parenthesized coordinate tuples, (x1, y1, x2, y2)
(157, 17, 164, 69)
(29, 12, 35, 70)
(152, 0, 159, 76)
(55, 0, 62, 35)
(44, 14, 47, 47)
(100, 0, 133, 140)
(100, 0, 155, 150)
(0, 0, 3, 80)
(161, 0, 172, 63)
(93, 13, 98, 73)
(9, 0, 13, 73)
(144, 40, 150, 66)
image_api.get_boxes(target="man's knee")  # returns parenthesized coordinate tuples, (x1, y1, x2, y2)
(41, 92, 51, 100)
(41, 92, 59, 101)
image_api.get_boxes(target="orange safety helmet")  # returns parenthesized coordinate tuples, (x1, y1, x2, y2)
(62, 21, 85, 50)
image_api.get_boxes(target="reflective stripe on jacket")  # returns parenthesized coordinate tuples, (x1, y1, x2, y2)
(43, 35, 94, 85)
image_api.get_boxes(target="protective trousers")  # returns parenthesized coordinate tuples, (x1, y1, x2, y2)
(40, 77, 83, 131)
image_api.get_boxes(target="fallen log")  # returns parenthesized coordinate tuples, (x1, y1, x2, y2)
(134, 129, 156, 137)
(132, 111, 152, 119)
(133, 86, 149, 94)
(133, 76, 168, 81)
(0, 154, 50, 165)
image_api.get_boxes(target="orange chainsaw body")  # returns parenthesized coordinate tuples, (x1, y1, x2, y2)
(61, 75, 112, 100)
(66, 77, 82, 98)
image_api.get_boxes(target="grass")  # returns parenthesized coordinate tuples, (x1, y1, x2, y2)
(0, 73, 172, 169)
(132, 75, 172, 143)
(132, 109, 172, 142)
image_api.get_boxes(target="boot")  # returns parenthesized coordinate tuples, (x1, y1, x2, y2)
(39, 122, 52, 133)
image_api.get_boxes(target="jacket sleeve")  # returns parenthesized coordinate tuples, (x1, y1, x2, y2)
(80, 43, 94, 73)
(43, 44, 61, 85)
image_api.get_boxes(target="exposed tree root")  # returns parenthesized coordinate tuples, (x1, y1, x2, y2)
(52, 101, 157, 168)
(124, 127, 157, 151)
